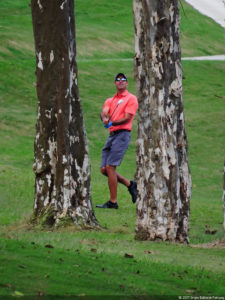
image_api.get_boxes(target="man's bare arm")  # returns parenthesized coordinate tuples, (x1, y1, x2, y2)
(100, 107, 110, 125)
(111, 112, 132, 126)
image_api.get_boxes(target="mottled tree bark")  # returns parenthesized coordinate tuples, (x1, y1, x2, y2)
(133, 0, 191, 242)
(31, 0, 98, 227)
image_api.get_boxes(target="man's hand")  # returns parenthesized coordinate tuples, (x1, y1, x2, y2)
(101, 109, 112, 128)
(102, 117, 109, 125)
(104, 121, 112, 128)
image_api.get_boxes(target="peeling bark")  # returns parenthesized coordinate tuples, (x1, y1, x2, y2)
(133, 0, 191, 243)
(31, 0, 98, 227)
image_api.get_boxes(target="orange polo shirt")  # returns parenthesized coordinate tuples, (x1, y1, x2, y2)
(103, 90, 138, 132)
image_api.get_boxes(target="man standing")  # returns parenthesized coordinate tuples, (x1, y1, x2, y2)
(96, 73, 138, 209)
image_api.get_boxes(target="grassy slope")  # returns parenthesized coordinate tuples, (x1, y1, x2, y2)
(0, 237, 224, 297)
(0, 0, 225, 297)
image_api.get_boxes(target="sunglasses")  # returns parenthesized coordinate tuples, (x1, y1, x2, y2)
(115, 78, 127, 82)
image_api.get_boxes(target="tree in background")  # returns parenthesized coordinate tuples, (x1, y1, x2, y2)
(133, 0, 191, 243)
(31, 0, 98, 227)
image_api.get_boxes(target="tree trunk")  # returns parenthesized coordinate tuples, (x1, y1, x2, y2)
(31, 0, 98, 227)
(133, 0, 191, 243)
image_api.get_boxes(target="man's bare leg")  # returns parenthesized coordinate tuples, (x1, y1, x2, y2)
(101, 166, 131, 188)
(105, 165, 118, 203)
(98, 166, 137, 206)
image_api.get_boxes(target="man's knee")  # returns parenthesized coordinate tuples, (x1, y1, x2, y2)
(100, 167, 107, 175)
(105, 165, 115, 173)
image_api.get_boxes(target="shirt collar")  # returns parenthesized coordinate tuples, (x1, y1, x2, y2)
(115, 90, 129, 98)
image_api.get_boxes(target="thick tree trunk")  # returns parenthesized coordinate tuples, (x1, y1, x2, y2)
(133, 0, 191, 242)
(31, 0, 98, 227)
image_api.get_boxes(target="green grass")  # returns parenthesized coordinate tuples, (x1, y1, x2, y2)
(0, 0, 224, 61)
(0, 0, 225, 297)
(0, 237, 224, 297)
(180, 2, 224, 56)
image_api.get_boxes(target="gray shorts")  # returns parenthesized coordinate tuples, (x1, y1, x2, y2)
(101, 130, 131, 167)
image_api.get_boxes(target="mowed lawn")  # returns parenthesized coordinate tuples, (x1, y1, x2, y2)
(0, 0, 224, 297)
